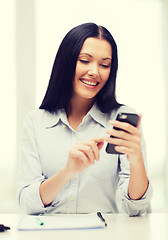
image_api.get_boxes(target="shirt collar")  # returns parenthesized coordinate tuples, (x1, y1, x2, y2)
(45, 104, 108, 129)
(45, 109, 68, 128)
(87, 104, 108, 128)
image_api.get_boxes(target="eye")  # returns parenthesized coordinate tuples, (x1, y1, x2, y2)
(79, 59, 89, 64)
(100, 64, 110, 69)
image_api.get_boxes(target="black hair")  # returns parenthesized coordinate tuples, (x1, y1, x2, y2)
(40, 22, 121, 113)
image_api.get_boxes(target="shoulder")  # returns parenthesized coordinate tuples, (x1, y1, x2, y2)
(23, 109, 59, 128)
(24, 109, 49, 122)
(109, 104, 138, 119)
(116, 105, 138, 114)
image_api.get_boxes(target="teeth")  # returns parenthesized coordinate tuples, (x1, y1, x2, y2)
(82, 80, 97, 86)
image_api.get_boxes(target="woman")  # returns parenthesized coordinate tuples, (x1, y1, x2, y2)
(18, 23, 152, 215)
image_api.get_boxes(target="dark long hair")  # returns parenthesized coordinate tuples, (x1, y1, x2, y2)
(40, 22, 121, 113)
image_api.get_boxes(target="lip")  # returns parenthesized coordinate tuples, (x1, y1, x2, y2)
(79, 78, 99, 89)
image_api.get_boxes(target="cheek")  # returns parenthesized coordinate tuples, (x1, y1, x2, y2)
(75, 63, 87, 78)
(102, 70, 111, 83)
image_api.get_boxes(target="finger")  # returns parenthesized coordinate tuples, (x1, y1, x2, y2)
(105, 136, 130, 148)
(93, 137, 106, 144)
(91, 138, 105, 160)
(137, 114, 142, 129)
(70, 148, 89, 165)
(106, 128, 130, 140)
(77, 137, 105, 147)
(75, 138, 105, 163)
(115, 143, 141, 155)
(83, 138, 105, 160)
(77, 152, 90, 165)
(114, 145, 127, 154)
(86, 146, 96, 164)
(109, 120, 137, 135)
(105, 131, 141, 147)
(76, 144, 96, 164)
(97, 141, 104, 151)
(88, 141, 99, 161)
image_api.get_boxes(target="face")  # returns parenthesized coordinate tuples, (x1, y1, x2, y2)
(73, 37, 112, 102)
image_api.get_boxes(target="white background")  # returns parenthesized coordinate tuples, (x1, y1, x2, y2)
(0, 0, 167, 212)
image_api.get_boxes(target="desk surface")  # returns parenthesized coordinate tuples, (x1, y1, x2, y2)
(1, 213, 168, 240)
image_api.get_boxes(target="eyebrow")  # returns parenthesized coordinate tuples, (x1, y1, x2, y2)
(79, 53, 112, 61)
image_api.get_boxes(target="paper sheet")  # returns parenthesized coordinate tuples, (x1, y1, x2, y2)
(18, 213, 106, 231)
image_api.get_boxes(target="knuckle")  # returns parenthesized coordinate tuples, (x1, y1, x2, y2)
(133, 145, 139, 153)
(118, 138, 124, 145)
(125, 123, 131, 131)
(91, 141, 96, 148)
(89, 142, 94, 148)
(119, 131, 126, 139)
(136, 136, 141, 145)
(69, 148, 74, 155)
(85, 146, 91, 151)
(139, 132, 142, 139)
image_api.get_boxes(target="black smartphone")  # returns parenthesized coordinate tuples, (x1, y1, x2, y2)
(106, 113, 139, 154)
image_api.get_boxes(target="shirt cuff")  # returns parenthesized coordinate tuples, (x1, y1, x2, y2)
(19, 181, 59, 215)
(120, 180, 153, 216)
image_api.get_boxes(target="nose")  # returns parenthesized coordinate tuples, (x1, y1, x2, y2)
(88, 63, 99, 77)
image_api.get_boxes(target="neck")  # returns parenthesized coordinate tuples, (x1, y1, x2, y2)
(66, 96, 95, 130)
(67, 96, 94, 117)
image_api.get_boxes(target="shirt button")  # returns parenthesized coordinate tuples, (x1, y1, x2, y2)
(73, 175, 77, 180)
(85, 116, 89, 121)
(63, 125, 66, 128)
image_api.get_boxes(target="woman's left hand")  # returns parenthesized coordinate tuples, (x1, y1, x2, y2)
(105, 114, 142, 163)
(106, 114, 149, 200)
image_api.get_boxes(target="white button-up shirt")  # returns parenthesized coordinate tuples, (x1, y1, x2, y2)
(18, 104, 152, 215)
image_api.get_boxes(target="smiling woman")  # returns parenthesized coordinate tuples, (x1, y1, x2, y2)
(67, 37, 112, 130)
(39, 23, 119, 114)
(73, 38, 112, 101)
(71, 38, 112, 108)
(18, 23, 152, 216)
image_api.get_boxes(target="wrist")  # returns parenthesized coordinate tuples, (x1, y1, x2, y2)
(128, 150, 143, 165)
(60, 166, 75, 182)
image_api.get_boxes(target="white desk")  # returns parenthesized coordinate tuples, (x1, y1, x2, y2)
(1, 213, 168, 240)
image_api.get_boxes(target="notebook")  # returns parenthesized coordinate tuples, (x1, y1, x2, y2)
(18, 213, 107, 231)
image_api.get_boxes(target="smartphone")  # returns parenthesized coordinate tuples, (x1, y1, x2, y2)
(106, 113, 139, 154)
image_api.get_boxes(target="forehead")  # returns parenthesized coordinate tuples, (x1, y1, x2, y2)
(79, 37, 112, 58)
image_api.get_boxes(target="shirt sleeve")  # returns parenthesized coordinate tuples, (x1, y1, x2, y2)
(118, 124, 153, 216)
(18, 111, 57, 215)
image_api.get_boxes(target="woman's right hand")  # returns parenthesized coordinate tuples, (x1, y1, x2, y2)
(64, 137, 105, 179)
(40, 137, 105, 206)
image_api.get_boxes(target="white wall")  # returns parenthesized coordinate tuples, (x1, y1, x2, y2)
(162, 0, 168, 201)
(34, 0, 167, 212)
(0, 0, 167, 213)
(0, 0, 17, 212)
(35, 0, 166, 174)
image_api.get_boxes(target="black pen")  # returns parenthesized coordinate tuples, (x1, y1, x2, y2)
(97, 212, 107, 227)
(0, 224, 10, 232)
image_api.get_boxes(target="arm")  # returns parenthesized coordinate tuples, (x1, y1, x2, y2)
(18, 111, 46, 214)
(19, 110, 104, 212)
(40, 138, 104, 206)
(106, 115, 152, 215)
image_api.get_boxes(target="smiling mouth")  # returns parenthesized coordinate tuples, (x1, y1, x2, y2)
(80, 79, 99, 86)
